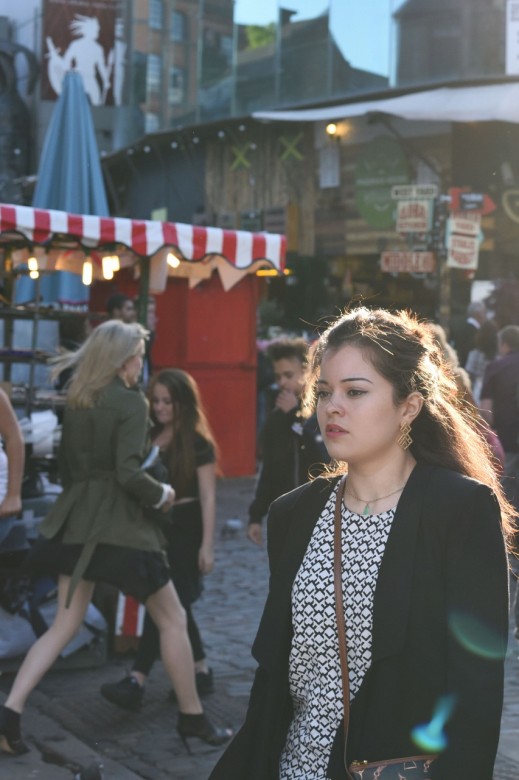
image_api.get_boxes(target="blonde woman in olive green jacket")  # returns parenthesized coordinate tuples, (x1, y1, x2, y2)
(0, 320, 231, 757)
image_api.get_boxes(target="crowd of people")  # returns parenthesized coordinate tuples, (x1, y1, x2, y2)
(0, 294, 517, 779)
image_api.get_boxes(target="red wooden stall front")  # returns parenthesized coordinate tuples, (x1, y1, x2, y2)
(89, 272, 258, 477)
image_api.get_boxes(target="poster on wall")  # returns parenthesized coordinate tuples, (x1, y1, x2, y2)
(354, 137, 410, 230)
(42, 0, 124, 106)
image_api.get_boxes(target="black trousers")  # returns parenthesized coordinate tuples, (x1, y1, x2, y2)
(133, 500, 205, 674)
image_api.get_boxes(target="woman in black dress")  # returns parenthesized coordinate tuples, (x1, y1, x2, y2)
(101, 368, 218, 710)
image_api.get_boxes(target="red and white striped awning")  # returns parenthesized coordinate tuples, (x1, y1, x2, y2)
(0, 204, 286, 292)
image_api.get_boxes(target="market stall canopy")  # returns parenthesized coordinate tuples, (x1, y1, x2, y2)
(0, 203, 286, 294)
(253, 81, 519, 124)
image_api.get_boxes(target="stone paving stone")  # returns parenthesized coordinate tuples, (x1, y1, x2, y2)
(2, 476, 519, 779)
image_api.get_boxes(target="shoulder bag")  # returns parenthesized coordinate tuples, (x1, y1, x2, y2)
(333, 476, 437, 779)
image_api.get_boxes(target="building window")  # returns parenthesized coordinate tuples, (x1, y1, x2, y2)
(147, 54, 162, 94)
(149, 0, 163, 30)
(221, 35, 233, 66)
(145, 113, 160, 133)
(171, 11, 186, 42)
(168, 66, 185, 104)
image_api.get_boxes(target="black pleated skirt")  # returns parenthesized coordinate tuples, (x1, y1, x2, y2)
(24, 536, 170, 603)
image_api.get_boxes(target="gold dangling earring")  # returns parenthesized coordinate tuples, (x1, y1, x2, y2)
(397, 422, 412, 450)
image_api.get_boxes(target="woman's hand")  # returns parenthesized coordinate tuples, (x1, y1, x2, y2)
(0, 493, 22, 518)
(161, 484, 176, 511)
(275, 388, 298, 413)
(247, 522, 263, 546)
(198, 542, 214, 574)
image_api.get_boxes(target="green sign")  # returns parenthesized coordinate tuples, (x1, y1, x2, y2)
(355, 136, 410, 229)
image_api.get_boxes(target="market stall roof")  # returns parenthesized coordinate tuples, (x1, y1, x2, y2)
(253, 81, 519, 124)
(0, 203, 286, 293)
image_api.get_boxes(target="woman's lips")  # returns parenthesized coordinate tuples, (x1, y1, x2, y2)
(325, 424, 347, 436)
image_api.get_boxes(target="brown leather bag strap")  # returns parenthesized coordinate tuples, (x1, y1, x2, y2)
(334, 475, 351, 747)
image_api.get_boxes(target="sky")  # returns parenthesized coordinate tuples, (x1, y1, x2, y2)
(235, 0, 408, 78)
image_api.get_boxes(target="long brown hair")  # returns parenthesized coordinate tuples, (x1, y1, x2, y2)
(305, 307, 515, 541)
(148, 369, 218, 495)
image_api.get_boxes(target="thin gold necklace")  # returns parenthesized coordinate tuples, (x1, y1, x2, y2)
(344, 481, 406, 516)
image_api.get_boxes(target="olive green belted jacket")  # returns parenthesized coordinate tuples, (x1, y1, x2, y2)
(40, 377, 167, 604)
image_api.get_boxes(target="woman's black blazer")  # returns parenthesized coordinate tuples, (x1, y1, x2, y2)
(209, 462, 509, 780)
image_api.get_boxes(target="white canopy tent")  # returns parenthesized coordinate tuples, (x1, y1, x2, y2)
(253, 82, 519, 125)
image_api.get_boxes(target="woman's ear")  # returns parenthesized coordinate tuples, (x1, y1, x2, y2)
(401, 392, 424, 425)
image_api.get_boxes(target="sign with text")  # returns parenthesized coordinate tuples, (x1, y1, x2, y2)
(396, 200, 432, 233)
(448, 211, 481, 237)
(448, 187, 496, 215)
(446, 234, 479, 269)
(391, 184, 438, 200)
(380, 252, 435, 274)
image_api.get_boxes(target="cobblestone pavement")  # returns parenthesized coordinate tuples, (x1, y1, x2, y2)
(1, 476, 518, 779)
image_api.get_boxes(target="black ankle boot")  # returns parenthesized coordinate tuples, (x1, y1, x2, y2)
(0, 705, 29, 755)
(177, 712, 232, 753)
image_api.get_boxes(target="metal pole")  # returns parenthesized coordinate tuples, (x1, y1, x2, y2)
(138, 256, 150, 327)
(196, 0, 205, 124)
(231, 0, 238, 116)
(433, 195, 450, 329)
(28, 271, 41, 415)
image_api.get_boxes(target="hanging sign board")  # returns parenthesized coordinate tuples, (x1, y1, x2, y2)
(448, 211, 481, 237)
(448, 188, 496, 215)
(380, 251, 435, 273)
(396, 200, 432, 233)
(391, 184, 438, 199)
(446, 234, 480, 269)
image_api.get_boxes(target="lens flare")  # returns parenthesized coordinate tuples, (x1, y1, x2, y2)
(411, 695, 456, 752)
(448, 610, 506, 660)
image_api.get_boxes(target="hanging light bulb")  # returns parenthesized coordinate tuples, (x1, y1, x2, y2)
(110, 254, 120, 272)
(167, 252, 180, 269)
(82, 258, 93, 286)
(28, 255, 39, 279)
(102, 255, 114, 279)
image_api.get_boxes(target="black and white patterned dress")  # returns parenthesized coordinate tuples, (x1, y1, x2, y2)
(279, 484, 395, 780)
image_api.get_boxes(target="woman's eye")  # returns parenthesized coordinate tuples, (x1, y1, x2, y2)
(347, 389, 365, 397)
(316, 390, 330, 400)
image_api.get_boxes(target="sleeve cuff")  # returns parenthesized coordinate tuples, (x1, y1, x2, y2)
(153, 484, 170, 509)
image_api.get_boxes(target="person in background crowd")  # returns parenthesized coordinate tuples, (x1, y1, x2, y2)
(0, 388, 24, 520)
(428, 323, 505, 473)
(480, 324, 519, 640)
(247, 338, 329, 547)
(454, 300, 487, 368)
(101, 368, 218, 710)
(0, 321, 231, 756)
(210, 306, 512, 780)
(465, 319, 498, 404)
(106, 292, 136, 324)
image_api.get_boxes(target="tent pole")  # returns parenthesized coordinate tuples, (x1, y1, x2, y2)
(138, 257, 150, 327)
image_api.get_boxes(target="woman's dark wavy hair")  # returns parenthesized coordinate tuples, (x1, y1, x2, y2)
(148, 369, 218, 496)
(304, 306, 515, 541)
